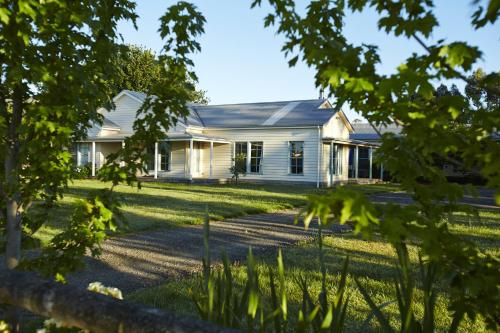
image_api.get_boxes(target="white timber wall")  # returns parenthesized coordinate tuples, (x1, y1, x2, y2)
(205, 127, 320, 183)
(321, 111, 352, 186)
(101, 94, 142, 134)
(158, 141, 187, 178)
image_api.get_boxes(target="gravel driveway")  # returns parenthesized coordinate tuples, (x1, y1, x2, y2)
(67, 209, 346, 294)
(62, 188, 498, 294)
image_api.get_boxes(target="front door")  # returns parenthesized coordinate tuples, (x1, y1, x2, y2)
(192, 142, 202, 177)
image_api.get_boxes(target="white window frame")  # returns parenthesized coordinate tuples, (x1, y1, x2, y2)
(289, 141, 304, 175)
(233, 141, 263, 174)
(249, 141, 263, 174)
(158, 141, 172, 172)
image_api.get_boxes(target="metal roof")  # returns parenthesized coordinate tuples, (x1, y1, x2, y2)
(322, 137, 380, 147)
(102, 117, 120, 129)
(190, 99, 335, 128)
(350, 123, 401, 141)
(113, 90, 339, 128)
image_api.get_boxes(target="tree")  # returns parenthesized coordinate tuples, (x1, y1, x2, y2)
(229, 153, 247, 184)
(110, 44, 210, 104)
(0, 0, 204, 281)
(251, 0, 500, 329)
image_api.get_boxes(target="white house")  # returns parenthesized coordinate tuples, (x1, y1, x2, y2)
(74, 90, 381, 187)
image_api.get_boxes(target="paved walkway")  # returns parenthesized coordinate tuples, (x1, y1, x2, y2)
(67, 210, 347, 294)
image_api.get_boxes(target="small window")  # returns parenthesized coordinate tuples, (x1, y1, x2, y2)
(145, 145, 155, 171)
(235, 142, 248, 172)
(250, 142, 263, 173)
(159, 142, 171, 171)
(289, 141, 304, 174)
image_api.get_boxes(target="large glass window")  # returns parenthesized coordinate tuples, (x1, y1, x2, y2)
(358, 147, 370, 178)
(78, 143, 90, 166)
(145, 145, 155, 171)
(235, 142, 248, 172)
(289, 141, 304, 174)
(331, 144, 343, 176)
(250, 142, 263, 173)
(159, 142, 171, 171)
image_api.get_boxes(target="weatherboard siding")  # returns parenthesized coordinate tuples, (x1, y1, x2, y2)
(157, 141, 187, 178)
(205, 128, 320, 183)
(101, 94, 142, 133)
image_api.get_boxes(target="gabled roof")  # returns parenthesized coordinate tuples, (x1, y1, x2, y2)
(102, 117, 120, 130)
(190, 99, 335, 128)
(112, 90, 340, 129)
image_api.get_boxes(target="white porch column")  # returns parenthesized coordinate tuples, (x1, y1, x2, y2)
(316, 126, 321, 188)
(120, 141, 125, 167)
(91, 141, 96, 177)
(369, 147, 373, 179)
(209, 141, 214, 178)
(354, 145, 359, 179)
(380, 163, 384, 180)
(188, 139, 193, 181)
(246, 142, 251, 172)
(329, 141, 334, 187)
(154, 142, 158, 179)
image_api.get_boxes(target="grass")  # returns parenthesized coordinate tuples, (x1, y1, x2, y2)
(129, 208, 500, 333)
(33, 179, 400, 244)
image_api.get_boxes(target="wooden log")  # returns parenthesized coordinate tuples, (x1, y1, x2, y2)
(0, 269, 238, 333)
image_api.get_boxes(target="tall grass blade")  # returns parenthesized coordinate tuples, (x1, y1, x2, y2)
(356, 277, 395, 333)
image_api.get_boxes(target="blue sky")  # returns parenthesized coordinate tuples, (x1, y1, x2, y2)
(117, 1, 499, 121)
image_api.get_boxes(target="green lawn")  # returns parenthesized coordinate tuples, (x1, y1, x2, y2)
(130, 208, 499, 333)
(34, 180, 400, 244)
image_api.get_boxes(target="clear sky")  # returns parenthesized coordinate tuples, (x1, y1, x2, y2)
(117, 1, 499, 121)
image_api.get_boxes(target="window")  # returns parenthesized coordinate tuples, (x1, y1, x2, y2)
(235, 142, 248, 172)
(289, 141, 304, 174)
(78, 143, 90, 166)
(331, 144, 343, 176)
(159, 142, 171, 171)
(145, 145, 155, 171)
(250, 142, 263, 173)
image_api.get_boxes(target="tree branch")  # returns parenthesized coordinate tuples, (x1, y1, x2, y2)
(412, 33, 500, 97)
(0, 269, 239, 333)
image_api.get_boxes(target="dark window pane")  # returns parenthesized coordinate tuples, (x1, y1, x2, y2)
(159, 142, 170, 171)
(289, 141, 304, 174)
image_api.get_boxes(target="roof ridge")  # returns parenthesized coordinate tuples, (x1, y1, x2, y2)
(196, 98, 327, 108)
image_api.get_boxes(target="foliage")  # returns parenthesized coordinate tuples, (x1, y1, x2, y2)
(230, 153, 247, 184)
(71, 164, 92, 180)
(249, 0, 500, 330)
(109, 44, 210, 104)
(0, 0, 205, 296)
(356, 245, 441, 333)
(190, 214, 350, 333)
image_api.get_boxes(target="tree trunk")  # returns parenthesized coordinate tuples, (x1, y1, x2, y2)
(4, 85, 23, 269)
(5, 199, 21, 269)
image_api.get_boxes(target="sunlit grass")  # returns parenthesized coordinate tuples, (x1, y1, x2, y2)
(130, 208, 499, 333)
(33, 179, 400, 245)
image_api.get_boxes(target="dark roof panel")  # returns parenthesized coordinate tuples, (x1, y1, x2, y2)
(191, 99, 334, 128)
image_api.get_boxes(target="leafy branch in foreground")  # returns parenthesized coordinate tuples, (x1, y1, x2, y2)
(251, 0, 500, 330)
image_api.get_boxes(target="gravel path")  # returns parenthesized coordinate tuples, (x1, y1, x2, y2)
(370, 188, 498, 210)
(67, 209, 349, 294)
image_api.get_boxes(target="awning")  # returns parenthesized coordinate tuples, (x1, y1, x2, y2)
(79, 131, 231, 144)
(322, 137, 380, 147)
